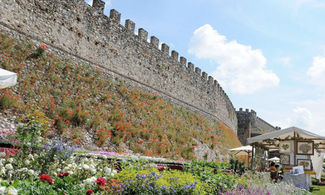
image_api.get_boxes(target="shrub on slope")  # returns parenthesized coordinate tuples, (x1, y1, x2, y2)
(0, 33, 241, 160)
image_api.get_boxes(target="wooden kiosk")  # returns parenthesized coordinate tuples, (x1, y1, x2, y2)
(247, 127, 325, 189)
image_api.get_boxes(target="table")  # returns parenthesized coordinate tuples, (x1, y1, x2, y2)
(283, 169, 316, 175)
(282, 172, 311, 190)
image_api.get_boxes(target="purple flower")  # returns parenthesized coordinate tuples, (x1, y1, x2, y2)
(161, 185, 167, 190)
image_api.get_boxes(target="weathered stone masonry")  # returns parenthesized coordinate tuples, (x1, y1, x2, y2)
(0, 0, 237, 131)
(236, 108, 280, 145)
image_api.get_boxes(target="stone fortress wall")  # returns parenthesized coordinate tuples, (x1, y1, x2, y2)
(236, 108, 280, 145)
(0, 0, 238, 131)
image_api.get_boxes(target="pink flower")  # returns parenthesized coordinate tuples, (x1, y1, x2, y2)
(57, 173, 64, 177)
(96, 177, 106, 186)
(157, 166, 165, 172)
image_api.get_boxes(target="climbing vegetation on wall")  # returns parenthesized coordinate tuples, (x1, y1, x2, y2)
(0, 33, 241, 160)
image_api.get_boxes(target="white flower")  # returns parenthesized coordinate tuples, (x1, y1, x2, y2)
(111, 170, 117, 177)
(28, 154, 34, 161)
(18, 168, 27, 172)
(0, 186, 6, 194)
(90, 168, 96, 174)
(105, 167, 111, 174)
(5, 164, 13, 170)
(28, 169, 34, 176)
(24, 160, 30, 166)
(0, 168, 5, 175)
(7, 158, 13, 163)
(68, 171, 73, 175)
(82, 164, 90, 170)
(84, 176, 96, 184)
(0, 152, 6, 157)
(7, 186, 18, 195)
(57, 168, 61, 172)
(7, 170, 13, 179)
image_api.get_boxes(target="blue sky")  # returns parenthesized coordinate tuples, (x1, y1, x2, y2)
(86, 0, 325, 135)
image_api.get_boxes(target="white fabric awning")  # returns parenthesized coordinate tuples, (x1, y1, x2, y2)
(268, 157, 280, 162)
(229, 145, 252, 151)
(0, 68, 17, 89)
(247, 126, 325, 144)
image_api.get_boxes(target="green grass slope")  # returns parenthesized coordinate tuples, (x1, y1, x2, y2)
(0, 32, 241, 160)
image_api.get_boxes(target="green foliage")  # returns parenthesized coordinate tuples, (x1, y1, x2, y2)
(15, 117, 43, 155)
(114, 168, 206, 194)
(0, 90, 17, 110)
(229, 158, 245, 175)
(12, 177, 94, 195)
(185, 160, 238, 194)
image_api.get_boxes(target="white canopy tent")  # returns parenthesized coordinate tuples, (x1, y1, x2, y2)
(268, 157, 280, 162)
(229, 145, 252, 152)
(0, 68, 17, 89)
(247, 127, 325, 144)
(247, 126, 325, 180)
(229, 145, 252, 165)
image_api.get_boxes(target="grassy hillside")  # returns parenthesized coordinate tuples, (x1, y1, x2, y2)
(0, 32, 241, 160)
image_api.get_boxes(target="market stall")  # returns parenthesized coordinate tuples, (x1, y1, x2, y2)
(229, 145, 252, 166)
(247, 127, 325, 189)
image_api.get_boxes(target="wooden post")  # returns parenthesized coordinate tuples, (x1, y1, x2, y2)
(251, 144, 255, 170)
(293, 131, 297, 166)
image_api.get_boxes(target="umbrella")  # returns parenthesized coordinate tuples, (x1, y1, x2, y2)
(229, 145, 252, 152)
(229, 145, 252, 165)
(0, 68, 17, 89)
(268, 157, 280, 162)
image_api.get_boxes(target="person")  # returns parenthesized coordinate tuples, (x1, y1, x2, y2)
(275, 164, 282, 181)
(270, 162, 279, 182)
(270, 162, 276, 171)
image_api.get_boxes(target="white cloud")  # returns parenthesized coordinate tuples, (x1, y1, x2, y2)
(273, 107, 313, 130)
(278, 56, 292, 66)
(289, 107, 313, 129)
(307, 55, 325, 85)
(188, 24, 279, 94)
(273, 95, 325, 134)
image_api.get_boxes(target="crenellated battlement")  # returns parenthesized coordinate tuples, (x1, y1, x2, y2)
(236, 108, 280, 144)
(0, 0, 237, 132)
(101, 2, 235, 105)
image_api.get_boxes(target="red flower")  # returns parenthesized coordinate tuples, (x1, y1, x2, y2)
(63, 172, 69, 176)
(86, 189, 93, 195)
(48, 179, 54, 184)
(57, 173, 64, 177)
(40, 174, 54, 184)
(40, 44, 47, 50)
(96, 177, 106, 186)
